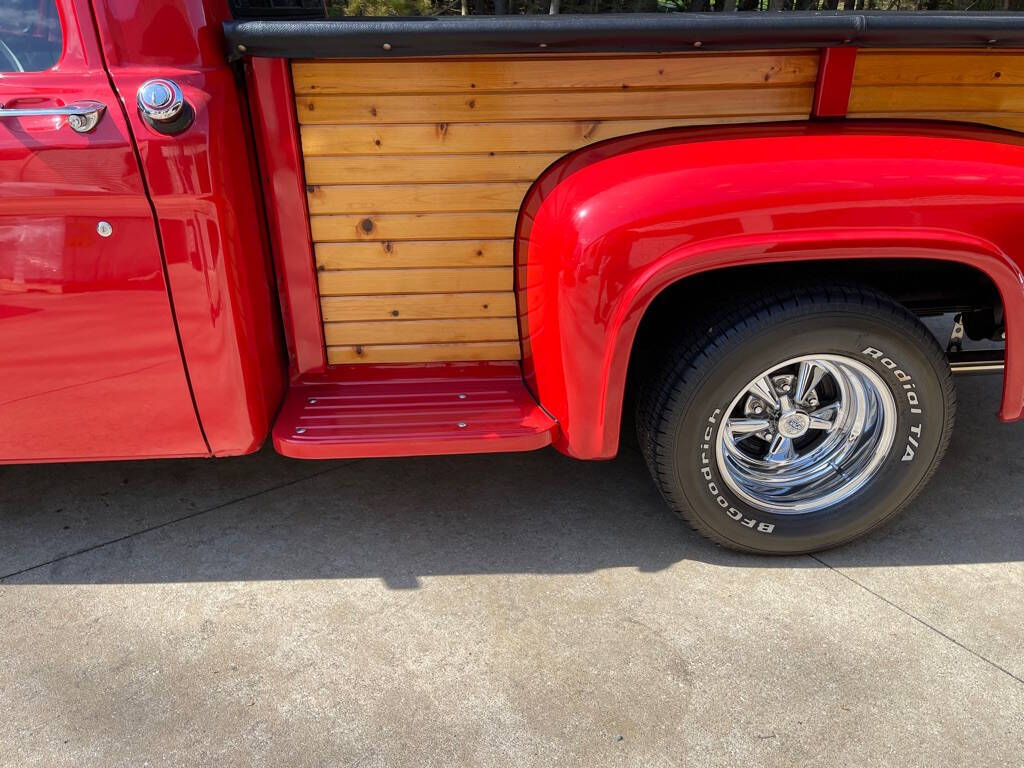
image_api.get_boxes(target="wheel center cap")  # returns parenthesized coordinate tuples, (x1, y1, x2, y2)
(778, 411, 811, 439)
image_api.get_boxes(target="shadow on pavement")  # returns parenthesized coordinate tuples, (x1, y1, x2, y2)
(1, 376, 1021, 586)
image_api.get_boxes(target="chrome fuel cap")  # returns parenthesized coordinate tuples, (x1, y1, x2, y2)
(137, 79, 192, 134)
(138, 79, 183, 122)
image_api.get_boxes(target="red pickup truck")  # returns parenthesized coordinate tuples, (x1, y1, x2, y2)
(2, 1, 1022, 554)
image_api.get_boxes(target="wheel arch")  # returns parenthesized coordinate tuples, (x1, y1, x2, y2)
(516, 122, 1024, 459)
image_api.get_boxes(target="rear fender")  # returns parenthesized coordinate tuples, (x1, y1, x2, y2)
(516, 122, 1024, 459)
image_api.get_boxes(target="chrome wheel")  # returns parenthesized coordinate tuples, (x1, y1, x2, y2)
(714, 355, 897, 514)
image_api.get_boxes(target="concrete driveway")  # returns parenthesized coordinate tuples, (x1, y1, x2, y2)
(1, 375, 1022, 768)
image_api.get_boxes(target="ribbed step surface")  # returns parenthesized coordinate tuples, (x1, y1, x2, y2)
(273, 362, 556, 459)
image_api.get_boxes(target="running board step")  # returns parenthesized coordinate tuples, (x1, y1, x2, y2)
(273, 362, 557, 459)
(948, 349, 1005, 375)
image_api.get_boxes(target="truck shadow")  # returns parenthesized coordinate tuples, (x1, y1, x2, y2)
(1, 376, 1020, 586)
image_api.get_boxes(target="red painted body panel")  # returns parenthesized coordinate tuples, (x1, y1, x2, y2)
(517, 123, 1024, 459)
(90, 0, 286, 456)
(0, 0, 207, 462)
(273, 362, 556, 459)
(812, 47, 857, 118)
(7, 4, 1024, 465)
(245, 56, 326, 380)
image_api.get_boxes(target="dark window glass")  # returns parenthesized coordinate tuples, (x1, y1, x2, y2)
(0, 0, 62, 73)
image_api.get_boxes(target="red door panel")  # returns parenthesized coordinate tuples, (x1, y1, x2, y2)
(88, 0, 287, 456)
(0, 0, 207, 462)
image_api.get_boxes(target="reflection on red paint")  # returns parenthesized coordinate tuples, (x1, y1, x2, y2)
(0, 0, 205, 462)
(93, 0, 286, 457)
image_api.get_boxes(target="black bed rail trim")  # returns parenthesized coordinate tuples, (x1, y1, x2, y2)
(224, 12, 1024, 60)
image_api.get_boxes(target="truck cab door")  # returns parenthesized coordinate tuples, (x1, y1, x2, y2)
(0, 0, 207, 461)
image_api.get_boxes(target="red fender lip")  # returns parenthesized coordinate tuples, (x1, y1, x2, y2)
(516, 121, 1024, 459)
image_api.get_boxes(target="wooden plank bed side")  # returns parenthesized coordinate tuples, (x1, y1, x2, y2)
(304, 153, 562, 184)
(848, 50, 1024, 132)
(292, 53, 819, 95)
(315, 240, 514, 269)
(299, 116, 805, 156)
(324, 317, 520, 346)
(296, 51, 819, 364)
(306, 182, 531, 215)
(310, 212, 518, 242)
(327, 341, 523, 364)
(295, 87, 813, 125)
(851, 51, 1024, 87)
(320, 293, 517, 322)
(318, 267, 512, 296)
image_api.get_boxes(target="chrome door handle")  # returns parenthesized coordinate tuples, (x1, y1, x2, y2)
(0, 100, 106, 133)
